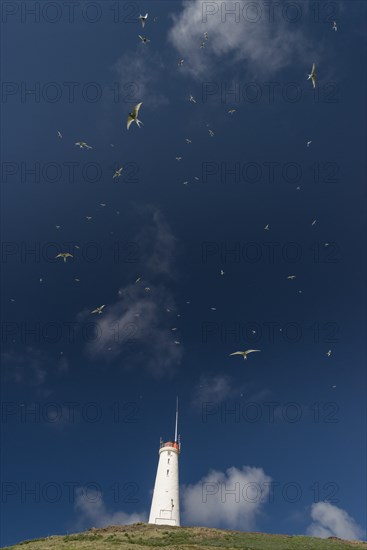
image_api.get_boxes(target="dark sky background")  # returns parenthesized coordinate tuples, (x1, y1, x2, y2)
(1, 0, 366, 547)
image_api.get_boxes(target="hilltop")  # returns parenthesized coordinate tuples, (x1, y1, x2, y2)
(3, 522, 367, 549)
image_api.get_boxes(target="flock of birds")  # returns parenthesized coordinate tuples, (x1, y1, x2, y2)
(12, 11, 340, 392)
(229, 40, 334, 379)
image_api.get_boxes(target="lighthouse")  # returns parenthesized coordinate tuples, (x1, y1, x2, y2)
(148, 398, 181, 526)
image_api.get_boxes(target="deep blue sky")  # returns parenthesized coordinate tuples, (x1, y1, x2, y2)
(1, 0, 366, 546)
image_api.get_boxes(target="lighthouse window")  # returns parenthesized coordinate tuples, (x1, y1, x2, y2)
(167, 469, 169, 476)
(168, 459, 170, 465)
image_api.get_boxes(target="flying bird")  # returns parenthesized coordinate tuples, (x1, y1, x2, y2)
(189, 94, 196, 103)
(127, 102, 143, 129)
(204, 31, 208, 40)
(208, 129, 215, 137)
(91, 305, 105, 315)
(307, 63, 317, 88)
(57, 131, 62, 139)
(287, 275, 296, 279)
(86, 216, 92, 221)
(75, 141, 92, 149)
(311, 219, 317, 226)
(228, 109, 236, 115)
(178, 59, 184, 66)
(185, 138, 192, 144)
(139, 13, 148, 27)
(138, 35, 150, 44)
(55, 253, 73, 263)
(113, 167, 123, 178)
(326, 350, 332, 357)
(332, 20, 337, 31)
(229, 350, 261, 360)
(307, 141, 312, 147)
(264, 224, 270, 230)
(220, 270, 225, 276)
(176, 156, 182, 161)
(200, 41, 206, 49)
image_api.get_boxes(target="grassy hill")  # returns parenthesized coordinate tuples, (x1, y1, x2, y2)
(3, 523, 366, 550)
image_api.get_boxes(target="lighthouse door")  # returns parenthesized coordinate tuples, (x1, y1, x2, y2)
(155, 518, 176, 526)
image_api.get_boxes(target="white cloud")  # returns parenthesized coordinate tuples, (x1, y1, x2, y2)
(135, 209, 177, 276)
(182, 465, 271, 529)
(1, 348, 46, 385)
(307, 502, 364, 541)
(113, 49, 168, 108)
(193, 374, 235, 405)
(168, 0, 315, 79)
(1, 347, 68, 390)
(192, 376, 272, 414)
(83, 208, 183, 377)
(75, 487, 146, 529)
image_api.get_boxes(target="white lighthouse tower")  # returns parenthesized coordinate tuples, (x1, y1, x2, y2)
(148, 398, 181, 526)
